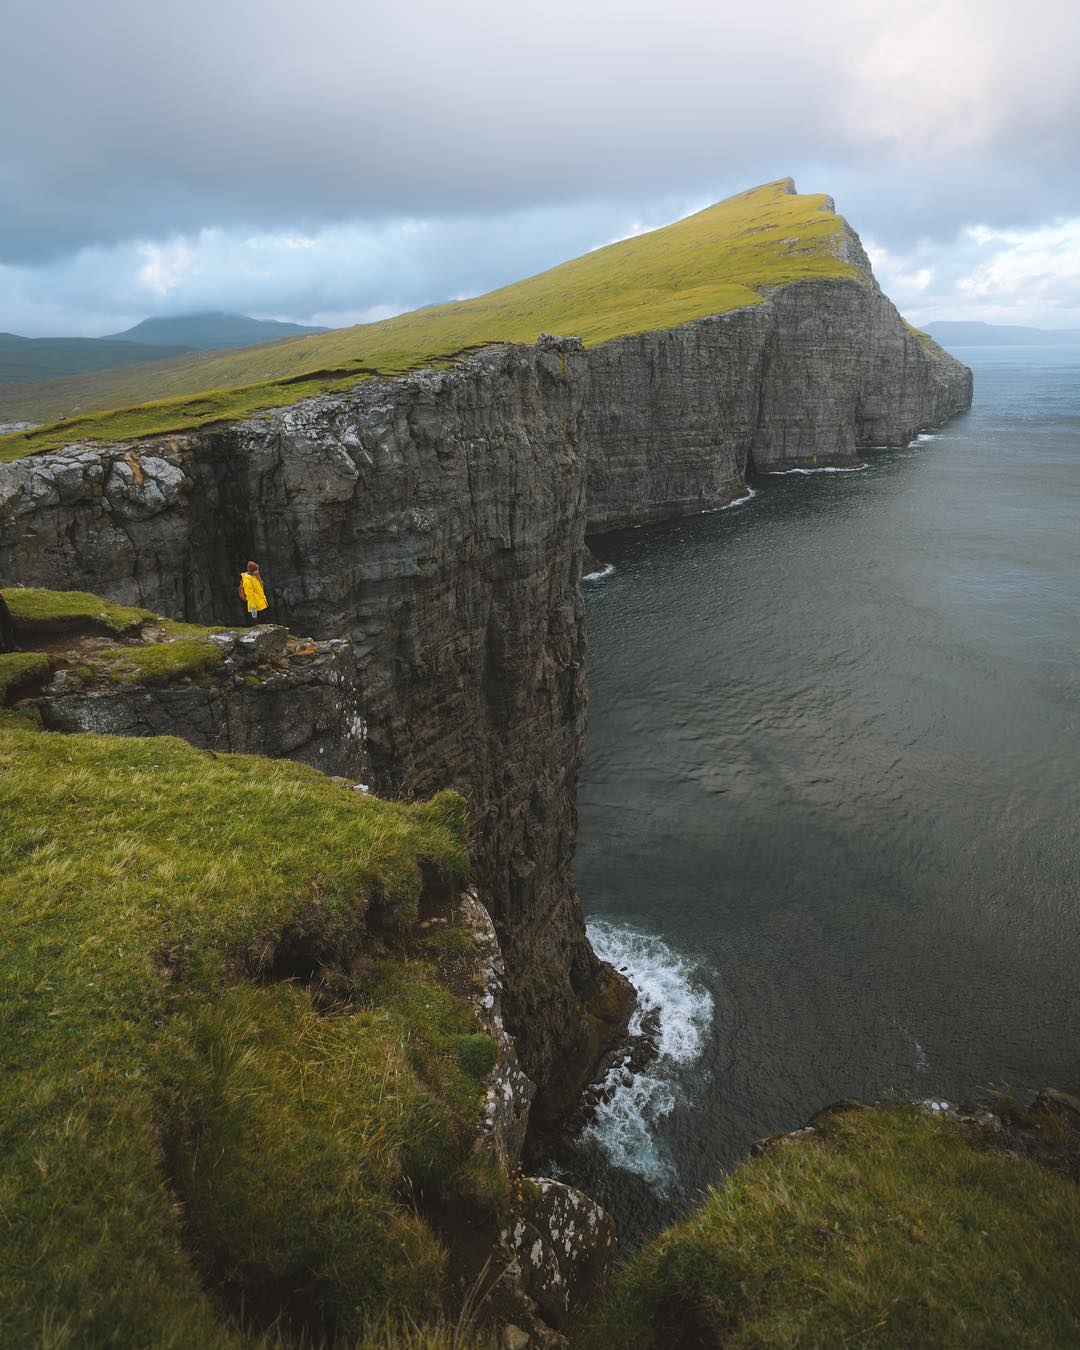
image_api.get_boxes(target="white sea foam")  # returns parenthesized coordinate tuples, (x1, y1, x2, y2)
(765, 463, 867, 475)
(583, 562, 617, 582)
(700, 485, 757, 514)
(584, 920, 714, 1186)
(896, 1021, 929, 1072)
(915, 432, 938, 443)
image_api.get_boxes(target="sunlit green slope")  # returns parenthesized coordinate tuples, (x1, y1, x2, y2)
(0, 179, 857, 459)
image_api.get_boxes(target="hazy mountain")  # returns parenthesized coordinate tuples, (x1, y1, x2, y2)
(107, 312, 328, 350)
(0, 312, 331, 385)
(924, 321, 1080, 346)
(0, 333, 192, 384)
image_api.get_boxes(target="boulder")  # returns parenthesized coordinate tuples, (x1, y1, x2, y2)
(498, 1178, 617, 1330)
(233, 623, 289, 665)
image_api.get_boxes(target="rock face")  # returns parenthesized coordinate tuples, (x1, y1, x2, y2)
(451, 889, 618, 1344)
(0, 269, 972, 1107)
(583, 231, 972, 529)
(35, 627, 369, 779)
(0, 340, 611, 1105)
(498, 1179, 617, 1333)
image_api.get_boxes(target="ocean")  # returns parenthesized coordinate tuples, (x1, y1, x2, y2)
(571, 345, 1080, 1244)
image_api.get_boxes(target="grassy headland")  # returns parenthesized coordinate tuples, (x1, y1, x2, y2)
(0, 179, 856, 459)
(581, 1102, 1080, 1348)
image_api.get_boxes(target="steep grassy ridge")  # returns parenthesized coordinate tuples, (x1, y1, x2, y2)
(0, 179, 855, 458)
(0, 707, 505, 1346)
(581, 1103, 1080, 1348)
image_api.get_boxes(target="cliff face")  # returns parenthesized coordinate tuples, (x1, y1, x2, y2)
(582, 235, 972, 529)
(0, 339, 616, 1106)
(36, 625, 369, 779)
(1, 685, 617, 1345)
(0, 275, 971, 1107)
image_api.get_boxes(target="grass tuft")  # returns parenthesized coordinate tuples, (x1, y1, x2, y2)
(98, 635, 223, 685)
(456, 1034, 499, 1081)
(1, 586, 156, 637)
(0, 649, 50, 697)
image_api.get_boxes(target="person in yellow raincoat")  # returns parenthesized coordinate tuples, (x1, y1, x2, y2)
(239, 561, 268, 623)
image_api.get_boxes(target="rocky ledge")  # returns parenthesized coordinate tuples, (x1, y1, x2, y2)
(37, 622, 369, 777)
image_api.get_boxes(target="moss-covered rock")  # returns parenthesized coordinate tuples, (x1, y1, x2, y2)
(1, 585, 155, 637)
(0, 648, 49, 697)
(97, 633, 223, 684)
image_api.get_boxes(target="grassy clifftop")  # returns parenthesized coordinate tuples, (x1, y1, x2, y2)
(0, 179, 855, 459)
(0, 586, 234, 697)
(0, 701, 510, 1345)
(581, 1101, 1080, 1348)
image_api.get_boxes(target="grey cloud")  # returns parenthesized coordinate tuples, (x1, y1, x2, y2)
(5, 0, 1079, 258)
(2, 0, 1078, 331)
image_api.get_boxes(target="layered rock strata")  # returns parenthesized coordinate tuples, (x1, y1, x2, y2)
(0, 340, 617, 1108)
(0, 279, 972, 1109)
(583, 229, 972, 529)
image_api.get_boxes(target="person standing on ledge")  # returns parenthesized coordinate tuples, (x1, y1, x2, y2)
(239, 561, 268, 625)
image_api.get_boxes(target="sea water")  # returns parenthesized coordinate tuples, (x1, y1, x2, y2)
(573, 346, 1080, 1244)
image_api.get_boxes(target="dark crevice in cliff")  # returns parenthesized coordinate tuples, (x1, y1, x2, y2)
(181, 431, 263, 625)
(0, 595, 13, 652)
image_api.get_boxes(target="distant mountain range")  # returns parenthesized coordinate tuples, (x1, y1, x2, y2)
(0, 313, 328, 385)
(924, 321, 1080, 346)
(104, 312, 328, 350)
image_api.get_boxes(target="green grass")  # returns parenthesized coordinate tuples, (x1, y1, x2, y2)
(1, 586, 156, 637)
(0, 587, 242, 700)
(903, 318, 944, 356)
(0, 713, 502, 1346)
(580, 1103, 1080, 1348)
(0, 179, 861, 459)
(99, 635, 224, 685)
(0, 649, 49, 697)
(156, 617, 237, 639)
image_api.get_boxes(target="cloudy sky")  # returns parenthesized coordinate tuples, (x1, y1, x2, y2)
(3, 0, 1079, 336)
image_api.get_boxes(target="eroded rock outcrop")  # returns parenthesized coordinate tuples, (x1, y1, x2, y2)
(34, 625, 369, 778)
(446, 889, 618, 1343)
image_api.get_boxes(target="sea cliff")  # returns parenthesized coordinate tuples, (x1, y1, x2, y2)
(0, 189, 991, 1344)
(583, 223, 971, 528)
(0, 257, 971, 1109)
(0, 340, 617, 1117)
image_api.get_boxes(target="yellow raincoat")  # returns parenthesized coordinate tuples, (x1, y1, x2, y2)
(240, 571, 268, 612)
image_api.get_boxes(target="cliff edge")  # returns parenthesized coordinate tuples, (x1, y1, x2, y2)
(0, 630, 616, 1346)
(0, 183, 972, 1117)
(580, 1095, 1080, 1347)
